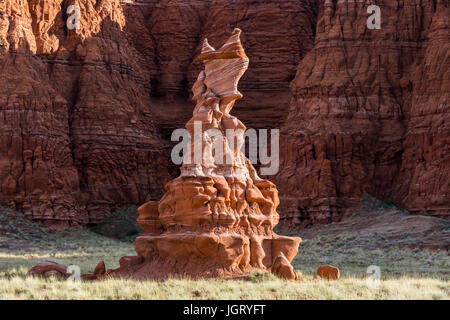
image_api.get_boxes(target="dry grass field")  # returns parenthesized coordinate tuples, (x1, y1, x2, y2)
(0, 196, 448, 300)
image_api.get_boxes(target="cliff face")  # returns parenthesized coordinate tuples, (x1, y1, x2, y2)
(274, 0, 449, 226)
(145, 0, 318, 131)
(0, 0, 448, 228)
(0, 0, 171, 226)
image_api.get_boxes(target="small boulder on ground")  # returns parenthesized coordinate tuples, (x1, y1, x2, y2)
(316, 265, 340, 280)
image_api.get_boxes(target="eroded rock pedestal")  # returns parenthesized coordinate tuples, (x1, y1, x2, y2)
(111, 29, 301, 280)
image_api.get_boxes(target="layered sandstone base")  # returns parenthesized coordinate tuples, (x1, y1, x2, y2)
(109, 231, 299, 280)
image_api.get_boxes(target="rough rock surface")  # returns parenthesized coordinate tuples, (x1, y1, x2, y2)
(186, 0, 318, 129)
(0, 0, 171, 227)
(0, 0, 449, 229)
(271, 252, 298, 280)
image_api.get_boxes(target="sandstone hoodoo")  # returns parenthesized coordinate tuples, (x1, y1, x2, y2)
(316, 265, 340, 281)
(111, 28, 301, 280)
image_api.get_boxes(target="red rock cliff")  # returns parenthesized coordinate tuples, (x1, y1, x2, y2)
(274, 0, 449, 226)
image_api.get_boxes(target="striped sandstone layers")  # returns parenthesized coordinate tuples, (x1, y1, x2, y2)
(273, 0, 449, 227)
(0, 0, 171, 228)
